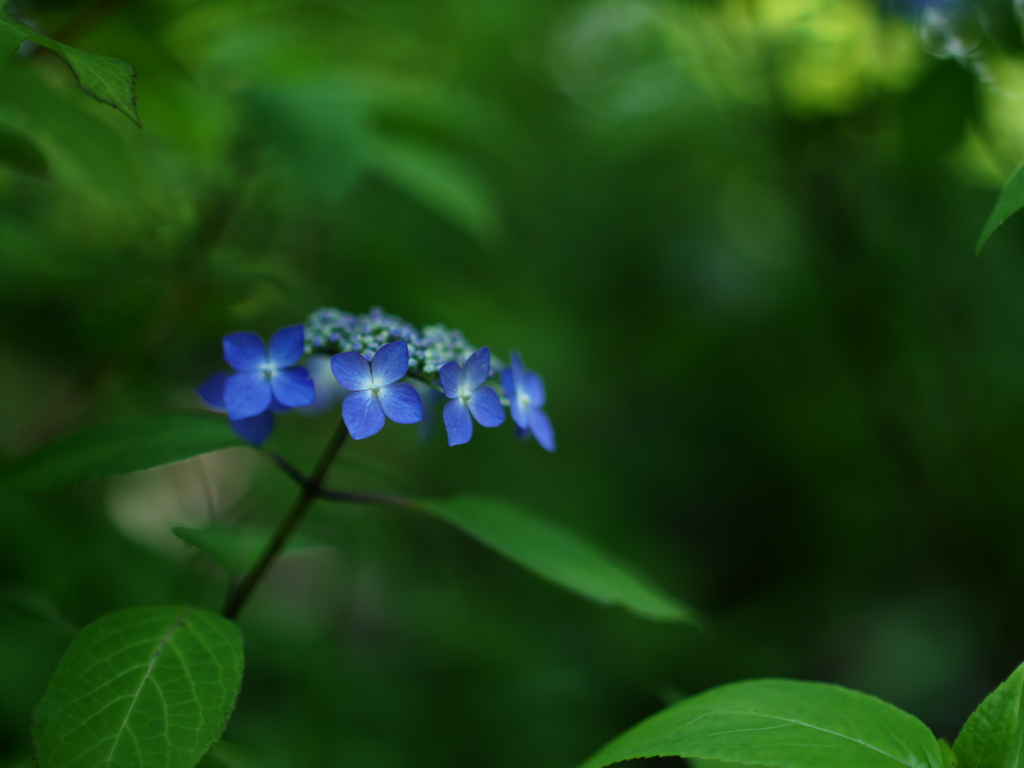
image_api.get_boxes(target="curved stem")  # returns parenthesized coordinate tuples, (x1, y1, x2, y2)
(223, 419, 349, 620)
(316, 488, 418, 509)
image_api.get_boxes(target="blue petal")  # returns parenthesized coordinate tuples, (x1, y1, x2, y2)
(331, 351, 373, 391)
(230, 411, 274, 445)
(271, 366, 315, 408)
(468, 386, 505, 428)
(523, 371, 546, 408)
(528, 409, 556, 452)
(509, 353, 525, 386)
(268, 325, 305, 369)
(224, 372, 272, 420)
(371, 341, 409, 386)
(443, 399, 473, 446)
(342, 390, 386, 440)
(378, 382, 423, 424)
(269, 396, 291, 414)
(439, 361, 464, 398)
(502, 368, 528, 429)
(464, 347, 490, 390)
(223, 332, 267, 372)
(197, 371, 229, 410)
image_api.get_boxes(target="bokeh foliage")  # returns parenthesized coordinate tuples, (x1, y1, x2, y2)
(4, 0, 1024, 765)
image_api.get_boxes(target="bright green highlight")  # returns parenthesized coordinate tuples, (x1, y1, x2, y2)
(954, 661, 1024, 768)
(32, 606, 244, 768)
(580, 678, 944, 768)
(0, 10, 139, 127)
(418, 495, 701, 626)
(7, 413, 244, 491)
(977, 162, 1024, 254)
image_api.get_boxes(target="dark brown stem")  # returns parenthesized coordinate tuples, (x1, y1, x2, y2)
(315, 488, 417, 509)
(222, 420, 349, 620)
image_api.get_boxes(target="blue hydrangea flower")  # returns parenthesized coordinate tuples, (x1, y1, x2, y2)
(222, 326, 315, 421)
(331, 340, 424, 440)
(439, 347, 505, 446)
(196, 371, 281, 445)
(501, 353, 555, 452)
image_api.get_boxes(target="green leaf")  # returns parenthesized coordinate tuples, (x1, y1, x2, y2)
(0, 10, 139, 127)
(954, 661, 1024, 768)
(977, 162, 1024, 254)
(416, 495, 701, 626)
(32, 605, 244, 768)
(369, 137, 499, 241)
(6, 412, 245, 492)
(173, 526, 329, 577)
(580, 678, 945, 768)
(52, 43, 140, 128)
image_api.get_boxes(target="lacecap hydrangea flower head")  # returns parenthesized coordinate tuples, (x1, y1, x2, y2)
(197, 307, 555, 451)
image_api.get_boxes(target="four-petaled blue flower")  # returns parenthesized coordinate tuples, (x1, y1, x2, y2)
(331, 340, 424, 440)
(222, 326, 315, 420)
(197, 372, 283, 445)
(501, 353, 555, 452)
(439, 347, 505, 446)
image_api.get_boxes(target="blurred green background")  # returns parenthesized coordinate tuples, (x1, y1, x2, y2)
(3, 0, 1024, 765)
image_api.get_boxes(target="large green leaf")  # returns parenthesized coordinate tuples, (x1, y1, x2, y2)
(954, 661, 1024, 768)
(416, 495, 700, 626)
(0, 10, 139, 126)
(977, 162, 1024, 254)
(32, 605, 244, 768)
(580, 678, 944, 768)
(173, 525, 329, 577)
(7, 413, 244, 492)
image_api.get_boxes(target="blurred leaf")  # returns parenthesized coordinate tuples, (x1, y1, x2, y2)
(978, 162, 1024, 254)
(173, 525, 329, 577)
(0, 126, 47, 176)
(579, 679, 944, 768)
(0, 10, 139, 126)
(0, 585, 76, 637)
(940, 740, 959, 768)
(369, 137, 499, 241)
(32, 605, 244, 768)
(239, 84, 364, 206)
(6, 413, 245, 492)
(954, 661, 1024, 768)
(197, 741, 262, 768)
(417, 495, 700, 626)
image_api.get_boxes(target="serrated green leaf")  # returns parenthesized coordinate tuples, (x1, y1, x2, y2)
(52, 44, 140, 127)
(978, 162, 1024, 254)
(417, 495, 701, 626)
(6, 412, 245, 492)
(0, 9, 139, 126)
(173, 526, 329, 577)
(580, 678, 945, 768)
(32, 605, 244, 768)
(954, 661, 1024, 768)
